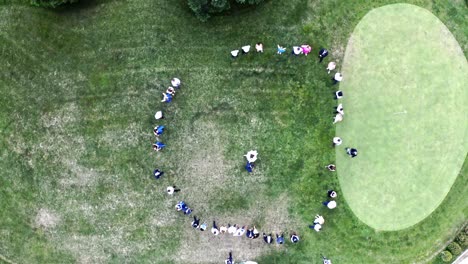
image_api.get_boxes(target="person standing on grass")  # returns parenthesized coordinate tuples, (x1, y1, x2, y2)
(314, 215, 325, 225)
(332, 72, 343, 85)
(336, 103, 344, 115)
(233, 226, 246, 236)
(346, 147, 358, 158)
(327, 61, 336, 74)
(171, 78, 181, 88)
(335, 90, 343, 99)
(328, 190, 337, 198)
(333, 113, 343, 124)
(333, 137, 342, 146)
(255, 42, 263, 53)
(301, 45, 312, 56)
(246, 227, 254, 239)
(290, 233, 300, 243)
(228, 224, 237, 234)
(323, 200, 337, 209)
(231, 50, 239, 58)
(292, 46, 303, 55)
(153, 169, 164, 179)
(318, 48, 329, 62)
(153, 125, 165, 137)
(245, 161, 254, 173)
(309, 223, 322, 232)
(155, 110, 164, 120)
(263, 233, 273, 244)
(225, 251, 234, 264)
(326, 164, 336, 171)
(212, 221, 220, 235)
(277, 45, 286, 54)
(276, 233, 285, 244)
(242, 45, 251, 54)
(167, 186, 180, 195)
(191, 216, 200, 228)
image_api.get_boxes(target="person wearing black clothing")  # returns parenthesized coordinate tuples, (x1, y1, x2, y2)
(318, 48, 329, 63)
(346, 147, 358, 158)
(191, 216, 200, 228)
(225, 251, 233, 264)
(263, 233, 273, 244)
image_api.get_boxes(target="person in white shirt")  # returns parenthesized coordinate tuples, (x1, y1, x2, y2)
(166, 186, 180, 195)
(227, 224, 237, 234)
(309, 223, 322, 232)
(335, 90, 343, 99)
(166, 87, 176, 96)
(332, 72, 343, 84)
(323, 200, 337, 209)
(292, 46, 303, 55)
(333, 137, 342, 146)
(211, 221, 220, 235)
(333, 113, 343, 124)
(326, 164, 336, 171)
(231, 50, 239, 58)
(336, 103, 344, 115)
(171, 78, 181, 88)
(255, 42, 263, 53)
(233, 226, 246, 236)
(241, 45, 251, 54)
(155, 111, 164, 120)
(327, 62, 336, 74)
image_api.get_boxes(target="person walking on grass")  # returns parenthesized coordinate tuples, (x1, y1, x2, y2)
(225, 251, 234, 264)
(323, 200, 337, 209)
(245, 161, 255, 173)
(326, 164, 336, 171)
(166, 186, 180, 195)
(212, 221, 220, 235)
(246, 227, 254, 239)
(332, 72, 343, 85)
(318, 48, 328, 62)
(333, 137, 342, 146)
(346, 147, 358, 158)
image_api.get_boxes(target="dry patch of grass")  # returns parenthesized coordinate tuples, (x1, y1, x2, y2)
(34, 208, 60, 230)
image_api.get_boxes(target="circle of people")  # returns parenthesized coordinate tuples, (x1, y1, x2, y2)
(152, 43, 360, 264)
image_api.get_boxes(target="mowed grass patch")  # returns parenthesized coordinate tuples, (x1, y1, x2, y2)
(0, 0, 467, 263)
(337, 4, 468, 231)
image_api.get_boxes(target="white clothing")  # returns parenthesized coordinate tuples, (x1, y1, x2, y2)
(233, 227, 245, 236)
(231, 50, 239, 57)
(337, 104, 344, 115)
(293, 46, 303, 55)
(314, 215, 325, 225)
(244, 150, 258, 163)
(167, 186, 175, 194)
(166, 87, 175, 95)
(155, 111, 163, 120)
(313, 223, 322, 232)
(323, 259, 332, 264)
(161, 93, 169, 102)
(220, 226, 228, 233)
(334, 73, 343, 82)
(171, 78, 181, 88)
(327, 62, 336, 73)
(327, 201, 337, 209)
(211, 228, 220, 235)
(255, 43, 263, 52)
(335, 91, 343, 99)
(241, 45, 251, 53)
(329, 191, 337, 198)
(333, 137, 342, 145)
(333, 113, 343, 124)
(228, 225, 237, 234)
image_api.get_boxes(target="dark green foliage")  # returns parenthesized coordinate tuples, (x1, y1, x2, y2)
(447, 242, 462, 256)
(187, 0, 264, 21)
(31, 0, 79, 8)
(440, 251, 452, 263)
(456, 232, 467, 247)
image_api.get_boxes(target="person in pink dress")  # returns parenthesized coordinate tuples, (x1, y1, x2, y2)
(301, 45, 312, 56)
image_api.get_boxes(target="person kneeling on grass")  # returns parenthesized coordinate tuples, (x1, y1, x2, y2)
(228, 224, 237, 234)
(231, 50, 239, 58)
(326, 164, 336, 171)
(276, 233, 284, 244)
(176, 201, 187, 212)
(191, 216, 200, 229)
(323, 200, 337, 209)
(309, 223, 322, 232)
(335, 90, 343, 99)
(167, 186, 180, 195)
(263, 233, 273, 244)
(171, 78, 181, 89)
(277, 45, 286, 54)
(153, 141, 166, 151)
(290, 233, 300, 243)
(332, 137, 342, 146)
(328, 190, 337, 198)
(252, 226, 260, 239)
(211, 221, 220, 235)
(245, 161, 255, 173)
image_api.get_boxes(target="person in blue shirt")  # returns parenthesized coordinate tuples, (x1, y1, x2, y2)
(153, 169, 164, 179)
(184, 207, 192, 215)
(161, 92, 172, 103)
(245, 161, 254, 173)
(153, 141, 166, 151)
(276, 233, 284, 244)
(153, 125, 165, 136)
(176, 201, 187, 211)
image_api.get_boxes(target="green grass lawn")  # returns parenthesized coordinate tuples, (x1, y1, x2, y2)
(336, 3, 468, 231)
(0, 0, 467, 263)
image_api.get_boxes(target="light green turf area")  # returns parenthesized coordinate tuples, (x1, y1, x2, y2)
(337, 4, 468, 231)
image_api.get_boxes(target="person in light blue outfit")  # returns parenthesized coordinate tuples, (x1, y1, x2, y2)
(153, 125, 165, 136)
(153, 141, 166, 151)
(276, 233, 284, 244)
(277, 45, 286, 54)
